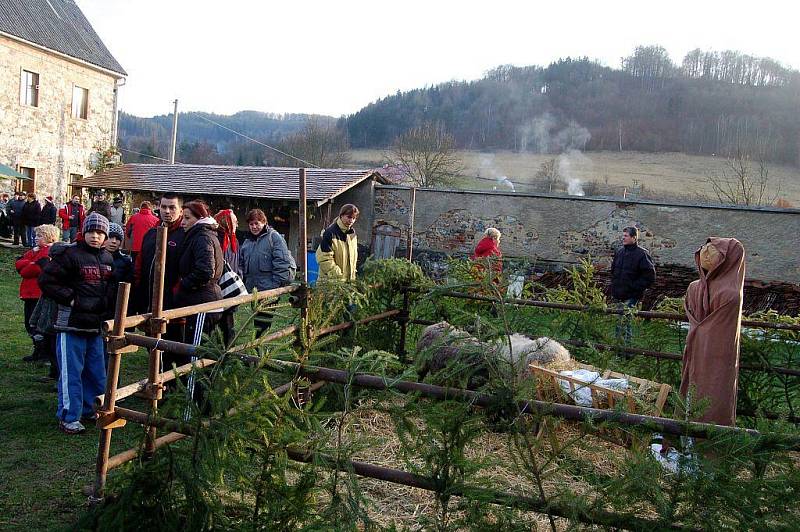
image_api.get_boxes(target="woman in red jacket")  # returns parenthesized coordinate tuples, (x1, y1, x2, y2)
(17, 224, 60, 361)
(471, 227, 503, 271)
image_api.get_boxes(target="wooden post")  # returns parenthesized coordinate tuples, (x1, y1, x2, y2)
(397, 288, 410, 364)
(298, 168, 308, 285)
(296, 168, 310, 405)
(92, 282, 131, 500)
(145, 226, 168, 455)
(298, 168, 309, 342)
(406, 187, 416, 261)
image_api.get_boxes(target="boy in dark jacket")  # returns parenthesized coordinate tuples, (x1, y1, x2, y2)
(104, 223, 134, 315)
(39, 213, 114, 434)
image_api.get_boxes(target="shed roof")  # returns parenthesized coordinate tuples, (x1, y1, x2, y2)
(79, 164, 385, 203)
(0, 0, 126, 76)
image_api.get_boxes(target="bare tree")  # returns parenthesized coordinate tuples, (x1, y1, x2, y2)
(280, 118, 350, 168)
(536, 157, 561, 192)
(706, 149, 780, 206)
(387, 123, 464, 188)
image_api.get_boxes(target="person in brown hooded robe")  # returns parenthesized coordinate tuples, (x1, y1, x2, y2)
(679, 237, 746, 426)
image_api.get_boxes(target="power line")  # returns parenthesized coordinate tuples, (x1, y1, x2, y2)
(120, 148, 170, 162)
(195, 114, 320, 168)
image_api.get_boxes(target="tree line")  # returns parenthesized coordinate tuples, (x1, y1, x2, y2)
(341, 46, 800, 166)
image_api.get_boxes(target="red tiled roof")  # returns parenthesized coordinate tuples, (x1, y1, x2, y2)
(80, 164, 385, 202)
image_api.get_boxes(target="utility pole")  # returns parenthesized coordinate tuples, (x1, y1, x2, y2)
(169, 99, 179, 164)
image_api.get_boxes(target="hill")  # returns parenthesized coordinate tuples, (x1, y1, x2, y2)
(341, 46, 800, 167)
(118, 110, 336, 165)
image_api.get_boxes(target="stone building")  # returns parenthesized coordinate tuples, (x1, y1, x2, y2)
(0, 0, 126, 200)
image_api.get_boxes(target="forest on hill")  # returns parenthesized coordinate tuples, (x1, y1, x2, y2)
(117, 111, 335, 165)
(118, 46, 800, 167)
(342, 46, 800, 166)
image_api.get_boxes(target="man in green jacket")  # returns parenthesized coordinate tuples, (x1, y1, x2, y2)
(316, 204, 359, 281)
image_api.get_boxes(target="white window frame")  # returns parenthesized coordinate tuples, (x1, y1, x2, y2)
(19, 69, 40, 107)
(71, 85, 89, 120)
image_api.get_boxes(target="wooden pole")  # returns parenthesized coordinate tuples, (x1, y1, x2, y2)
(298, 168, 310, 349)
(102, 285, 298, 333)
(298, 168, 308, 285)
(397, 288, 410, 364)
(145, 226, 168, 455)
(406, 187, 416, 261)
(92, 282, 131, 500)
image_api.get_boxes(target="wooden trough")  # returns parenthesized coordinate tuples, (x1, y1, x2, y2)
(530, 362, 672, 417)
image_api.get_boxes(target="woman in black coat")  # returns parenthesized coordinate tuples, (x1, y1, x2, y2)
(175, 201, 223, 353)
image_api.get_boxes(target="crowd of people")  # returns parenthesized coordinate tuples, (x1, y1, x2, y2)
(9, 190, 360, 435)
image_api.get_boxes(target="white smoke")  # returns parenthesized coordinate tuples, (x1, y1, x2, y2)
(496, 176, 515, 192)
(558, 149, 591, 196)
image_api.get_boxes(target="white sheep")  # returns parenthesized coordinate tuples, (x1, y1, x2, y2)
(416, 322, 571, 386)
(492, 334, 572, 379)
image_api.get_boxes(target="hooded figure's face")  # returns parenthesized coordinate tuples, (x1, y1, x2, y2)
(699, 242, 722, 272)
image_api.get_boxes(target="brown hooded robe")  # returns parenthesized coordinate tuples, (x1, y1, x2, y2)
(679, 237, 745, 426)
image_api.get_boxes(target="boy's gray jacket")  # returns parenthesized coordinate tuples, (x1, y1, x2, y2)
(239, 228, 295, 291)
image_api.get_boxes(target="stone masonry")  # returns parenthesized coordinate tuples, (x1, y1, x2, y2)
(373, 186, 800, 284)
(0, 35, 118, 200)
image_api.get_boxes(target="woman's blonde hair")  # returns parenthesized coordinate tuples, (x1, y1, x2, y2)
(35, 224, 60, 244)
(485, 227, 501, 240)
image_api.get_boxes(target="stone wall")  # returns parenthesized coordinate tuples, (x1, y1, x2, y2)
(374, 186, 800, 283)
(0, 35, 118, 200)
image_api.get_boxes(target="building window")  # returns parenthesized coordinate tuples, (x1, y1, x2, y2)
(71, 86, 89, 119)
(18, 167, 35, 193)
(20, 70, 39, 106)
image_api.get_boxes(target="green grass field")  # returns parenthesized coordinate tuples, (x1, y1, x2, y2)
(0, 246, 149, 531)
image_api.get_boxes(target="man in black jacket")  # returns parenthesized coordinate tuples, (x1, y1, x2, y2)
(135, 192, 187, 373)
(8, 192, 27, 246)
(40, 195, 58, 226)
(610, 226, 656, 344)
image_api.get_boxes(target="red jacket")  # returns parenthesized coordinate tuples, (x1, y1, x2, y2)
(471, 236, 503, 273)
(16, 245, 51, 299)
(125, 208, 160, 252)
(58, 202, 85, 231)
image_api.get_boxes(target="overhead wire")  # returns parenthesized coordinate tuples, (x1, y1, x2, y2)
(194, 114, 320, 168)
(119, 148, 170, 162)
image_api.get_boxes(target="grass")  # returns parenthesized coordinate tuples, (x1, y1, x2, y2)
(0, 245, 294, 530)
(350, 149, 800, 204)
(0, 246, 149, 530)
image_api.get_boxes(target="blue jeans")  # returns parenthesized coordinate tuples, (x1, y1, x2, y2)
(615, 298, 639, 346)
(56, 332, 106, 423)
(26, 225, 37, 247)
(63, 227, 78, 242)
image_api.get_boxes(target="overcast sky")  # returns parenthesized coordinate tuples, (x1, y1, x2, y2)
(78, 0, 799, 118)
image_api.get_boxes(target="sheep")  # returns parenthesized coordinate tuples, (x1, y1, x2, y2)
(415, 321, 489, 388)
(493, 334, 572, 378)
(415, 321, 571, 388)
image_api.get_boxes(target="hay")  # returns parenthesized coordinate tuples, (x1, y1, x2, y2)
(319, 396, 633, 529)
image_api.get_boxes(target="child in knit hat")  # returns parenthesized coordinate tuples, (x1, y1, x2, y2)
(39, 213, 114, 434)
(104, 222, 134, 320)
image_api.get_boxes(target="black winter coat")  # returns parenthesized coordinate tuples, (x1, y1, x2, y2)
(40, 201, 57, 226)
(21, 200, 41, 226)
(107, 250, 134, 318)
(137, 221, 186, 312)
(610, 243, 656, 301)
(39, 241, 114, 333)
(174, 222, 223, 308)
(89, 200, 112, 219)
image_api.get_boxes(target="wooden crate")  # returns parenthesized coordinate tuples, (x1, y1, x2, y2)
(530, 362, 671, 416)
